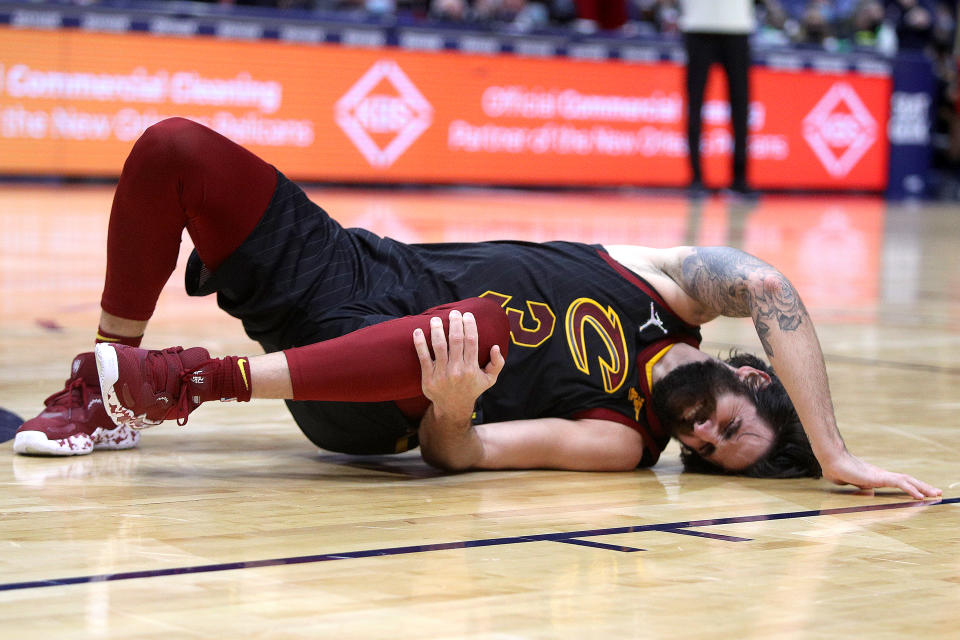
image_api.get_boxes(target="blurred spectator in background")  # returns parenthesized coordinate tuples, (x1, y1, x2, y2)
(852, 0, 884, 45)
(628, 0, 680, 34)
(850, 0, 898, 54)
(430, 0, 469, 20)
(194, 0, 318, 8)
(186, 0, 956, 55)
(679, 0, 754, 196)
(430, 0, 551, 29)
(509, 0, 552, 31)
(796, 1, 837, 48)
(571, 0, 627, 32)
(754, 0, 795, 46)
(887, 0, 934, 51)
(928, 1, 959, 195)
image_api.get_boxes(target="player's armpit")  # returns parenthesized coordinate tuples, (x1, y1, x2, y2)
(472, 417, 645, 471)
(603, 245, 717, 325)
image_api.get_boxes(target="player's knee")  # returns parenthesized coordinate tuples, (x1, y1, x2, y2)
(129, 117, 206, 171)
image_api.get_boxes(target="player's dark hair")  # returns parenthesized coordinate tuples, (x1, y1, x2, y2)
(678, 352, 823, 479)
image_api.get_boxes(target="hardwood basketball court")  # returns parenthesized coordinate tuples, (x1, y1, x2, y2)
(0, 184, 957, 637)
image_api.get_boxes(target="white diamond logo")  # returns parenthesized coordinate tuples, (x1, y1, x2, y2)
(335, 60, 433, 168)
(803, 82, 877, 178)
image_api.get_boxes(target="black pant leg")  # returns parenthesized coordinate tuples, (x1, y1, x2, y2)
(719, 34, 751, 187)
(684, 33, 714, 185)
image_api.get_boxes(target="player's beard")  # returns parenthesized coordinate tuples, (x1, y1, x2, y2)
(651, 359, 752, 437)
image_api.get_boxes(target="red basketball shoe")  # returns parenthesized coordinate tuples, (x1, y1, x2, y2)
(95, 344, 216, 428)
(13, 352, 140, 456)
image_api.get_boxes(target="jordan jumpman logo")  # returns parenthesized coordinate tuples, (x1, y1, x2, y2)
(638, 302, 667, 335)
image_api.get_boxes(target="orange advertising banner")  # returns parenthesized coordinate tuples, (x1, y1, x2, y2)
(0, 26, 890, 188)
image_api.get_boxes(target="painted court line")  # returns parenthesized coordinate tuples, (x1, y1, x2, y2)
(1, 497, 954, 592)
(658, 527, 753, 542)
(555, 538, 645, 552)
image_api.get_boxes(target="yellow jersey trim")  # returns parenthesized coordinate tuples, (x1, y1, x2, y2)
(644, 344, 676, 390)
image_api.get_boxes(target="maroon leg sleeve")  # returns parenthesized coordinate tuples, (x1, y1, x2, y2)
(283, 298, 510, 409)
(100, 117, 277, 321)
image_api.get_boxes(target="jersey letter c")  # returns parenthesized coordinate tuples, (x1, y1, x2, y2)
(565, 298, 629, 393)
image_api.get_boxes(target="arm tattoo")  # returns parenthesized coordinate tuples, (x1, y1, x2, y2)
(679, 247, 808, 357)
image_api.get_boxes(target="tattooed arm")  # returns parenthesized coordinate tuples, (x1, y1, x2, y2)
(669, 247, 844, 452)
(648, 246, 938, 498)
(673, 247, 806, 358)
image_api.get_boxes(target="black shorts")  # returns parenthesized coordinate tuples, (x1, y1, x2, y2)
(184, 171, 422, 455)
(284, 399, 419, 455)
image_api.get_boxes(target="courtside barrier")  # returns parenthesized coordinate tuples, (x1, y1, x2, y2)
(0, 2, 897, 189)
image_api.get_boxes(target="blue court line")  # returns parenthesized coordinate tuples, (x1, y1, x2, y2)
(555, 538, 645, 552)
(1, 497, 954, 593)
(658, 527, 752, 542)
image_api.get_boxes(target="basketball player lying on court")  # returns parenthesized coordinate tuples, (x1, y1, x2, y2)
(14, 118, 940, 500)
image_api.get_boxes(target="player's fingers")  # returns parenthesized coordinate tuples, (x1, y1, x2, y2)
(884, 473, 924, 500)
(429, 316, 448, 367)
(904, 475, 942, 499)
(447, 310, 464, 363)
(891, 480, 923, 500)
(413, 327, 432, 362)
(484, 344, 506, 379)
(462, 312, 479, 365)
(899, 479, 923, 500)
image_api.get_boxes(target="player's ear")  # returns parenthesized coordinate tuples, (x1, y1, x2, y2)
(734, 366, 771, 391)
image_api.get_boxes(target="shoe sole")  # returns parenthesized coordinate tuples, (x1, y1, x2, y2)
(13, 430, 93, 456)
(94, 343, 142, 429)
(92, 425, 141, 450)
(12, 425, 139, 456)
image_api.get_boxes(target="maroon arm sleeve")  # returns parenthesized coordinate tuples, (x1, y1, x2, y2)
(283, 297, 510, 404)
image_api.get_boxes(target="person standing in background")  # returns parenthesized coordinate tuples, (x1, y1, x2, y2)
(680, 0, 755, 197)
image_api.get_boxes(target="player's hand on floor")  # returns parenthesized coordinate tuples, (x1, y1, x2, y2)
(823, 450, 942, 500)
(413, 310, 505, 419)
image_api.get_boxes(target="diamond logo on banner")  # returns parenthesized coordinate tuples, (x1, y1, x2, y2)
(802, 82, 877, 178)
(335, 60, 433, 168)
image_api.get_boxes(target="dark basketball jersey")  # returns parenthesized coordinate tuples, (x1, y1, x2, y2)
(403, 241, 703, 466)
(186, 174, 701, 465)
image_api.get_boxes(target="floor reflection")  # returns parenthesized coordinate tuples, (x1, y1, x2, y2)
(2, 185, 958, 327)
